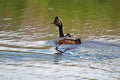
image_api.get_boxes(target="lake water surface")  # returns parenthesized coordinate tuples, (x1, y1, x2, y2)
(0, 0, 120, 80)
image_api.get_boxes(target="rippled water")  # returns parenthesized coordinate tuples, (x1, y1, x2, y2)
(0, 0, 120, 80)
(0, 31, 120, 80)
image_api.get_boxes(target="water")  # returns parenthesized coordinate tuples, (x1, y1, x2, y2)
(0, 0, 120, 80)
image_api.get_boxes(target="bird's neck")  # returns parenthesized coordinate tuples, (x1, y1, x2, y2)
(58, 26, 64, 37)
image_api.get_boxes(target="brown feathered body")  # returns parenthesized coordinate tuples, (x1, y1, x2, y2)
(56, 37, 81, 44)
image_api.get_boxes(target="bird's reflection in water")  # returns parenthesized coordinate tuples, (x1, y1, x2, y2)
(54, 54, 62, 64)
(53, 46, 65, 64)
(53, 45, 79, 64)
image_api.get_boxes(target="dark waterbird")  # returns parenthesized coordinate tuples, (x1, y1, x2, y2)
(51, 16, 81, 45)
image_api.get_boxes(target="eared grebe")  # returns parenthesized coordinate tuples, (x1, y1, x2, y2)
(51, 16, 81, 45)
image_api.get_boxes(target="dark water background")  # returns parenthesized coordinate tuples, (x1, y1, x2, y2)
(0, 0, 120, 80)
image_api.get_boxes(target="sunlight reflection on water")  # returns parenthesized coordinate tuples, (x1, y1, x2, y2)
(0, 24, 120, 80)
(0, 36, 120, 80)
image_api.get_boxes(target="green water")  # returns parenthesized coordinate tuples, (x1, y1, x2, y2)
(0, 0, 120, 39)
(0, 0, 120, 80)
